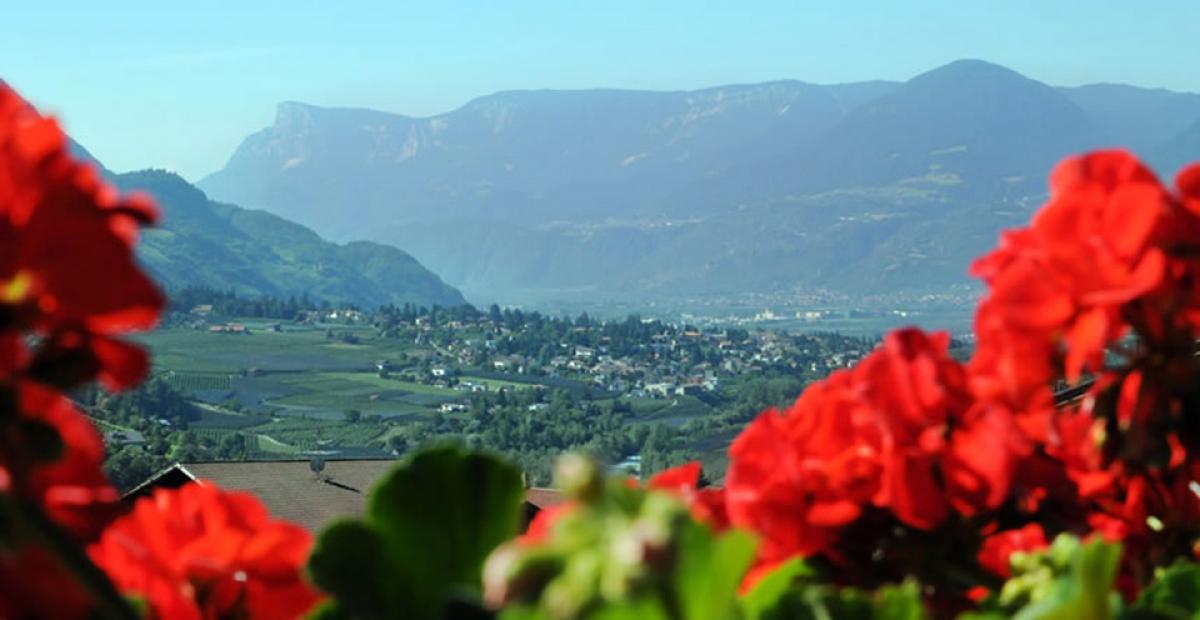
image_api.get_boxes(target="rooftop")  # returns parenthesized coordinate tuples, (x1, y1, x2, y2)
(125, 458, 563, 532)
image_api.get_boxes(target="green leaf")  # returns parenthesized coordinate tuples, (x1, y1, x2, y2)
(805, 587, 876, 620)
(672, 524, 756, 620)
(738, 558, 813, 620)
(309, 445, 525, 620)
(1012, 538, 1122, 620)
(1126, 561, 1200, 619)
(305, 600, 352, 620)
(498, 607, 546, 620)
(738, 560, 924, 620)
(873, 581, 926, 620)
(307, 521, 395, 618)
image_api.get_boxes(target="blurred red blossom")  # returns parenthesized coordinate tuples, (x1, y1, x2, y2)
(0, 84, 162, 344)
(970, 150, 1168, 387)
(89, 483, 323, 620)
(725, 328, 1028, 582)
(649, 461, 730, 530)
(0, 82, 161, 525)
(0, 82, 165, 619)
(977, 523, 1048, 578)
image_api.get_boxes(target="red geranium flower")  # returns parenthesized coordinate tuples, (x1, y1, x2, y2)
(977, 523, 1048, 578)
(520, 501, 578, 545)
(5, 381, 121, 538)
(89, 484, 323, 620)
(858, 329, 1022, 526)
(648, 461, 730, 530)
(0, 82, 160, 531)
(0, 81, 165, 620)
(0, 83, 162, 390)
(726, 368, 885, 563)
(726, 327, 1029, 580)
(0, 546, 95, 619)
(970, 150, 1169, 393)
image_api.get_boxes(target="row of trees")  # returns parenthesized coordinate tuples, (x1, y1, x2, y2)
(80, 378, 259, 490)
(379, 366, 817, 485)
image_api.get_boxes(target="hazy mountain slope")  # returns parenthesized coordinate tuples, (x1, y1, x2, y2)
(778, 60, 1102, 197)
(1152, 118, 1200, 175)
(198, 81, 895, 238)
(118, 170, 466, 308)
(1059, 83, 1200, 154)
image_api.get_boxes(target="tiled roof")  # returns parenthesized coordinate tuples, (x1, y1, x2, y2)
(181, 460, 397, 531)
(524, 487, 566, 509)
(125, 459, 562, 532)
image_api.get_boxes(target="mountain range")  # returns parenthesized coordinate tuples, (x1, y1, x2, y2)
(75, 149, 465, 308)
(195, 59, 1200, 308)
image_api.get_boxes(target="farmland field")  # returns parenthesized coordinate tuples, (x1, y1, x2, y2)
(137, 323, 395, 374)
(140, 321, 519, 458)
(137, 317, 735, 467)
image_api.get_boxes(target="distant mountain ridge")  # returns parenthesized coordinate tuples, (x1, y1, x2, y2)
(201, 80, 902, 236)
(197, 60, 1200, 307)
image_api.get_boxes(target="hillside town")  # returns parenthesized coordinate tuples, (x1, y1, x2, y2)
(361, 304, 875, 400)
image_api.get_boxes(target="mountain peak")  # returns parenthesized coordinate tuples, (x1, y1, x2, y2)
(910, 59, 1032, 86)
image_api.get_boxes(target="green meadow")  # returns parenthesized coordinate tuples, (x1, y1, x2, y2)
(137, 320, 725, 464)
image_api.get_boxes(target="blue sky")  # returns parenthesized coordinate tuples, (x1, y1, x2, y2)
(4, 1, 1198, 180)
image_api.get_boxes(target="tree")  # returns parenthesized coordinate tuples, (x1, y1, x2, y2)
(104, 446, 169, 492)
(388, 435, 409, 455)
(216, 434, 247, 459)
(344, 409, 362, 423)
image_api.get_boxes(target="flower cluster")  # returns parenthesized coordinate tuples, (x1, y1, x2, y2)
(970, 151, 1200, 581)
(0, 83, 320, 619)
(0, 82, 161, 537)
(723, 329, 1024, 584)
(0, 81, 165, 619)
(711, 150, 1200, 605)
(89, 484, 323, 620)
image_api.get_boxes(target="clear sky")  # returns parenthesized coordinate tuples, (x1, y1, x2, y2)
(4, 1, 1198, 181)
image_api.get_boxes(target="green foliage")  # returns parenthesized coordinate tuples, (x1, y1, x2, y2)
(1125, 561, 1200, 619)
(308, 445, 525, 620)
(739, 580, 927, 620)
(487, 455, 756, 620)
(104, 446, 170, 491)
(970, 535, 1123, 620)
(672, 524, 757, 620)
(738, 559, 813, 620)
(737, 559, 924, 620)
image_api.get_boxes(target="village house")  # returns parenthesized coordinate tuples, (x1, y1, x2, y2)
(105, 429, 146, 447)
(644, 382, 676, 398)
(326, 308, 364, 322)
(208, 323, 248, 334)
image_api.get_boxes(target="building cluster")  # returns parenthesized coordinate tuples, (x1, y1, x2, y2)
(392, 315, 871, 401)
